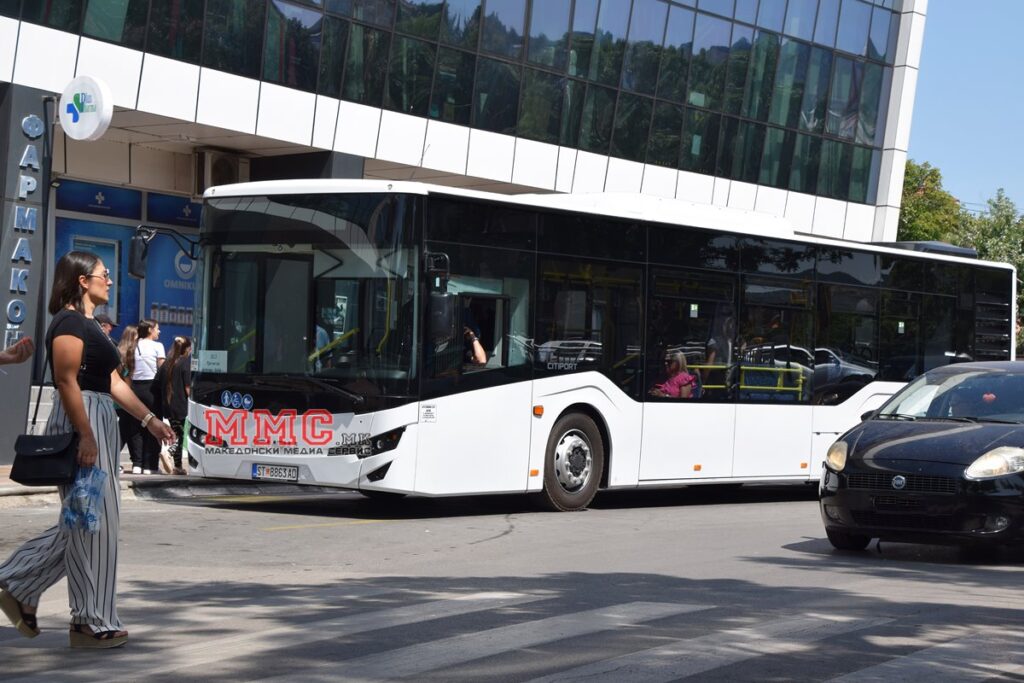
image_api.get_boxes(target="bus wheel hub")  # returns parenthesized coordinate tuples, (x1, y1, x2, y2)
(554, 430, 591, 493)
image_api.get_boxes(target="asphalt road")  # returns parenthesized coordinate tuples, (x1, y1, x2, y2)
(1, 485, 1022, 681)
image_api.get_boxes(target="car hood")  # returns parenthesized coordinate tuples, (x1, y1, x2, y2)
(850, 420, 1024, 466)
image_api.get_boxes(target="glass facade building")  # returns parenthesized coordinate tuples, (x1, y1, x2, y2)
(2, 0, 903, 204)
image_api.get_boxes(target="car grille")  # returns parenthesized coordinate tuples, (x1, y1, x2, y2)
(872, 496, 921, 511)
(851, 511, 984, 532)
(847, 472, 958, 494)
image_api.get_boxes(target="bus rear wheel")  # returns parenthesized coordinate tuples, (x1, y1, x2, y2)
(537, 413, 604, 512)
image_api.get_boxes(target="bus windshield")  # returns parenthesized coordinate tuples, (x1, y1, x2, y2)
(196, 193, 419, 400)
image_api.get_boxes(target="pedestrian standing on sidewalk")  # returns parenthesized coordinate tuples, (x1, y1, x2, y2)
(0, 251, 173, 649)
(131, 319, 165, 474)
(116, 324, 140, 470)
(155, 336, 192, 475)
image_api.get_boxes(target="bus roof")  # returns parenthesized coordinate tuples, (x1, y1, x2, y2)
(203, 179, 1013, 272)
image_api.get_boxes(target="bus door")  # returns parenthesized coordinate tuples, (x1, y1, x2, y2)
(732, 277, 814, 478)
(640, 269, 736, 480)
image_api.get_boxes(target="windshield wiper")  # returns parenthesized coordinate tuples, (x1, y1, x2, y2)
(940, 416, 1022, 424)
(877, 413, 918, 421)
(255, 375, 365, 405)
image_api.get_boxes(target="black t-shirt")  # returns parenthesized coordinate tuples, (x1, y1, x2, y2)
(155, 357, 191, 420)
(45, 310, 121, 394)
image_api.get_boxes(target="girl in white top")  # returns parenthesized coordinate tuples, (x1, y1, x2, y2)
(133, 320, 165, 380)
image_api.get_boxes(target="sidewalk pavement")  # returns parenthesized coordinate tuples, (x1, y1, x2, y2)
(0, 456, 336, 505)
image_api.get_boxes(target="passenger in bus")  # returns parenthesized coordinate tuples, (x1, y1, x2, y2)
(649, 352, 697, 399)
(462, 305, 487, 366)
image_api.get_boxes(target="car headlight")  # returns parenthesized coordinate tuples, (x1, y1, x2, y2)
(965, 447, 1024, 480)
(826, 441, 848, 471)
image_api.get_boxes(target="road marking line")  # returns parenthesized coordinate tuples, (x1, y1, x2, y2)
(261, 519, 389, 531)
(261, 601, 713, 682)
(7, 592, 546, 682)
(829, 629, 1024, 682)
(526, 614, 893, 683)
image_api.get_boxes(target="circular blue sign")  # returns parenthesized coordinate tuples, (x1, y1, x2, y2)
(242, 394, 254, 410)
(231, 392, 243, 409)
(221, 390, 233, 407)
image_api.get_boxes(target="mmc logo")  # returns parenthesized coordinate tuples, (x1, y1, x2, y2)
(65, 92, 97, 124)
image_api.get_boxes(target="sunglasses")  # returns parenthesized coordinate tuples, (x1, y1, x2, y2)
(87, 269, 111, 281)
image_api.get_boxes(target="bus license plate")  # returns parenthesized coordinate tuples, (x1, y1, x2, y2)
(252, 464, 298, 482)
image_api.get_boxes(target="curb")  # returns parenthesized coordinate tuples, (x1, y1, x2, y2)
(0, 477, 343, 503)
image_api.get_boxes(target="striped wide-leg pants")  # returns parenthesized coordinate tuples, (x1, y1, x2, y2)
(0, 390, 124, 632)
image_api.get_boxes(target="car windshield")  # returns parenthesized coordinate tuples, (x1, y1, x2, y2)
(877, 367, 1024, 423)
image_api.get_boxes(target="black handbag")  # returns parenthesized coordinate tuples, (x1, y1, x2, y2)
(10, 347, 78, 487)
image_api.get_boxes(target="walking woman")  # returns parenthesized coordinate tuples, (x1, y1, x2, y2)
(115, 324, 139, 470)
(0, 251, 173, 648)
(130, 319, 165, 473)
(155, 336, 192, 475)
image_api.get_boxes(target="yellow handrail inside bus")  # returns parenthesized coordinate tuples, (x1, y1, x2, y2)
(308, 327, 360, 362)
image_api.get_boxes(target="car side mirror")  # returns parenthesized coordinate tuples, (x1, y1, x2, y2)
(128, 234, 149, 278)
(860, 410, 875, 421)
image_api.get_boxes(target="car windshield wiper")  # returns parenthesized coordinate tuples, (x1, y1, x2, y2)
(876, 413, 918, 421)
(940, 416, 1022, 424)
(255, 375, 365, 405)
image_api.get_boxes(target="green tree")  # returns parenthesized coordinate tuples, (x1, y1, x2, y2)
(897, 159, 967, 242)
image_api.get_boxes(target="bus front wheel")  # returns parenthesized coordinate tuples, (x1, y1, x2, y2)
(537, 413, 604, 512)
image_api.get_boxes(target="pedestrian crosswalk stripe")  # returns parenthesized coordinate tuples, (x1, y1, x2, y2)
(261, 601, 712, 682)
(8, 591, 546, 682)
(829, 629, 1024, 682)
(526, 613, 893, 683)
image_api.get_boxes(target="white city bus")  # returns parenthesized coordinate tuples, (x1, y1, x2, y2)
(171, 180, 1014, 510)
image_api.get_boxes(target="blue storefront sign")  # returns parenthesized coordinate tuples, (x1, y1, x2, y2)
(55, 218, 141, 330)
(147, 192, 202, 228)
(56, 179, 142, 220)
(143, 234, 197, 343)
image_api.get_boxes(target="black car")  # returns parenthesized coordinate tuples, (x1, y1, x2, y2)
(820, 362, 1024, 550)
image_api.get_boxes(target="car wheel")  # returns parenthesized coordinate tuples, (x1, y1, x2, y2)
(536, 413, 604, 512)
(826, 528, 871, 550)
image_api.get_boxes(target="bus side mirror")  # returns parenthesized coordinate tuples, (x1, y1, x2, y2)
(428, 292, 457, 340)
(128, 235, 149, 278)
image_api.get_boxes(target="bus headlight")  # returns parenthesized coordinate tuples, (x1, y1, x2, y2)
(826, 441, 848, 472)
(965, 447, 1024, 480)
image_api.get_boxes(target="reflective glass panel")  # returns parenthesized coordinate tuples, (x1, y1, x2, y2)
(648, 227, 739, 271)
(560, 79, 587, 146)
(813, 0, 838, 46)
(755, 0, 785, 32)
(722, 24, 754, 115)
(656, 5, 696, 103)
(578, 84, 616, 154)
(687, 13, 732, 109)
(817, 139, 852, 199)
(588, 0, 631, 86)
(697, 0, 734, 18)
(0, 0, 16, 18)
(83, 0, 148, 49)
(430, 47, 476, 124)
(647, 101, 684, 167)
(343, 24, 391, 106)
(856, 62, 885, 145)
(264, 0, 323, 92)
(147, 0, 204, 62)
(768, 38, 810, 128)
(835, 0, 870, 55)
(386, 36, 437, 116)
(815, 285, 878, 403)
(759, 125, 794, 188)
(798, 46, 831, 132)
(474, 57, 521, 134)
(527, 0, 571, 70)
(826, 56, 862, 139)
(518, 68, 565, 144)
(783, 0, 817, 41)
(788, 133, 820, 193)
(867, 5, 895, 62)
(568, 0, 599, 77)
(816, 249, 879, 286)
(718, 118, 764, 182)
(325, 0, 395, 27)
(741, 30, 779, 121)
(22, 0, 83, 32)
(680, 107, 720, 174)
(319, 16, 350, 98)
(611, 92, 653, 162)
(203, 0, 266, 79)
(396, 0, 444, 39)
(481, 0, 526, 59)
(441, 0, 481, 47)
(742, 238, 816, 278)
(734, 0, 758, 24)
(621, 0, 668, 95)
(848, 145, 876, 203)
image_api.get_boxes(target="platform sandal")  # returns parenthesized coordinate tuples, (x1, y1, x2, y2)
(0, 589, 39, 638)
(69, 624, 129, 649)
